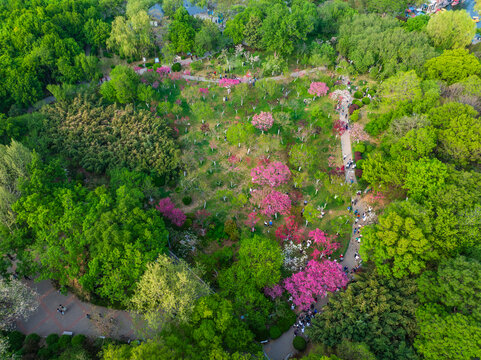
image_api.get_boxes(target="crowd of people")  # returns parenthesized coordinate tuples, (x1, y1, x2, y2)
(293, 304, 318, 336)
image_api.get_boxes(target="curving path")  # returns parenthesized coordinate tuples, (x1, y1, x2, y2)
(263, 76, 367, 360)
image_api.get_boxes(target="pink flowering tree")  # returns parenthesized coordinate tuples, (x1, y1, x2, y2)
(156, 198, 186, 227)
(156, 66, 171, 76)
(283, 260, 349, 310)
(308, 82, 329, 98)
(309, 229, 340, 259)
(275, 216, 304, 243)
(264, 284, 284, 299)
(252, 112, 274, 133)
(245, 212, 259, 231)
(251, 161, 291, 187)
(199, 87, 209, 100)
(262, 191, 291, 218)
(219, 78, 240, 87)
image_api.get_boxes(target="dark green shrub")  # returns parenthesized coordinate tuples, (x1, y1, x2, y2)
(172, 62, 182, 72)
(25, 333, 40, 344)
(182, 196, 192, 205)
(269, 326, 282, 339)
(254, 325, 269, 341)
(46, 334, 59, 346)
(362, 97, 371, 105)
(183, 218, 193, 228)
(293, 336, 307, 351)
(37, 347, 53, 360)
(353, 99, 363, 107)
(368, 89, 376, 96)
(58, 334, 72, 348)
(103, 52, 113, 58)
(145, 62, 153, 67)
(49, 342, 60, 354)
(354, 91, 363, 99)
(7, 331, 25, 351)
(71, 334, 86, 347)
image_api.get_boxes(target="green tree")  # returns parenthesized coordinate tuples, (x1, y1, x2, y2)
(243, 16, 262, 49)
(84, 18, 111, 52)
(226, 122, 255, 147)
(163, 0, 183, 17)
(425, 48, 481, 85)
(100, 65, 140, 104)
(130, 254, 210, 333)
(0, 141, 31, 230)
(308, 273, 418, 360)
(360, 200, 438, 278)
(426, 9, 475, 49)
(168, 7, 196, 54)
(107, 11, 154, 59)
(403, 158, 448, 204)
(415, 313, 481, 360)
(195, 20, 223, 55)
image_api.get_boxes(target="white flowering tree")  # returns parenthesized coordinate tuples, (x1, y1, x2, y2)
(0, 277, 38, 330)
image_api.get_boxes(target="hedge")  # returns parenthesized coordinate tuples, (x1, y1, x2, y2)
(293, 336, 307, 351)
(182, 196, 192, 205)
(58, 334, 72, 348)
(354, 91, 363, 99)
(46, 334, 59, 346)
(269, 326, 282, 339)
(362, 97, 371, 105)
(7, 331, 25, 351)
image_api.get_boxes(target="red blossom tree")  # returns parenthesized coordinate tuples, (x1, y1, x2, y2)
(244, 211, 259, 231)
(156, 198, 186, 227)
(275, 216, 305, 243)
(251, 161, 291, 187)
(252, 112, 274, 132)
(308, 82, 329, 97)
(308, 229, 340, 259)
(283, 260, 349, 310)
(262, 191, 291, 218)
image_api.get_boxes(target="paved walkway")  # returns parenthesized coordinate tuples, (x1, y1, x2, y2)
(15, 278, 136, 340)
(263, 76, 374, 360)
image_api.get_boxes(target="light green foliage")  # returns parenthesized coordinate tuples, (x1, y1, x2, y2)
(438, 113, 481, 167)
(316, 0, 356, 38)
(360, 200, 437, 278)
(425, 49, 481, 85)
(101, 340, 179, 360)
(226, 122, 255, 146)
(101, 65, 140, 104)
(243, 16, 263, 49)
(289, 144, 317, 172)
(84, 18, 111, 51)
(107, 11, 154, 59)
(415, 313, 481, 360)
(338, 14, 435, 78)
(192, 101, 214, 122)
(168, 7, 196, 54)
(389, 127, 437, 162)
(130, 254, 210, 330)
(42, 96, 179, 176)
(308, 273, 418, 360)
(404, 14, 430, 32)
(0, 141, 31, 230)
(11, 158, 169, 304)
(309, 43, 337, 67)
(262, 55, 288, 76)
(426, 9, 475, 49)
(380, 70, 422, 104)
(404, 158, 448, 203)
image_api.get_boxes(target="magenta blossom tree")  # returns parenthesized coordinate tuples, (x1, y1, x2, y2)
(252, 112, 274, 132)
(275, 216, 304, 243)
(219, 78, 240, 87)
(251, 161, 291, 187)
(262, 191, 291, 218)
(284, 260, 349, 310)
(156, 198, 186, 227)
(309, 229, 340, 259)
(308, 82, 329, 97)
